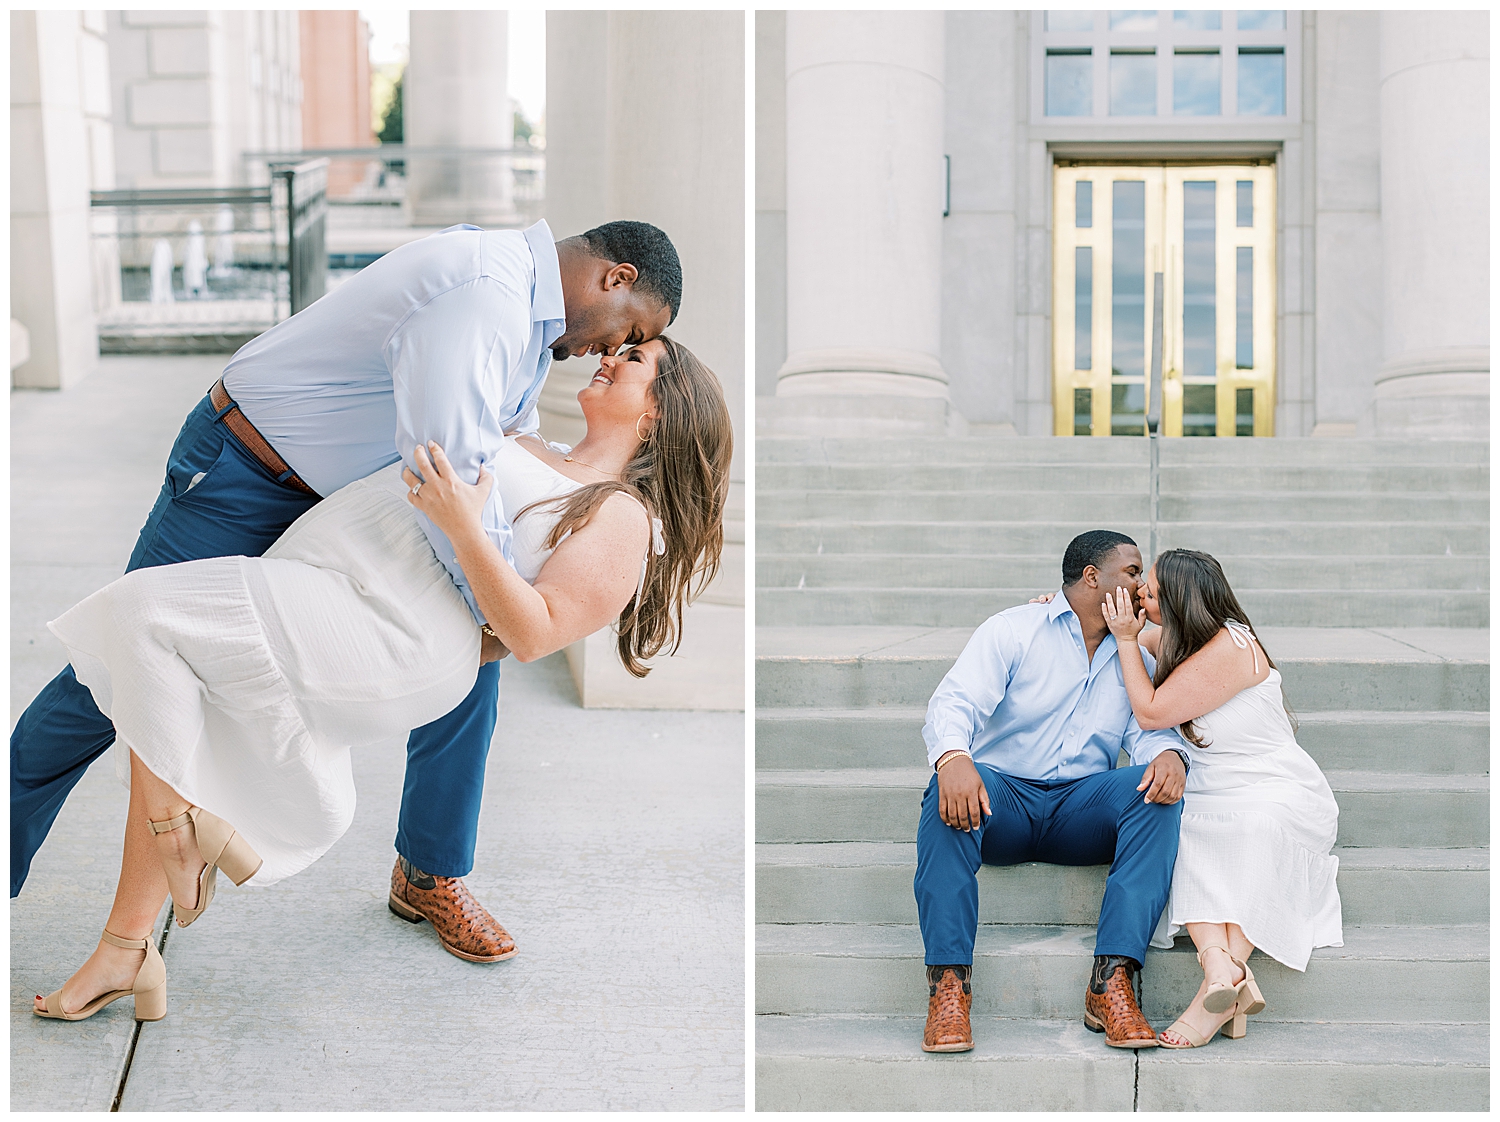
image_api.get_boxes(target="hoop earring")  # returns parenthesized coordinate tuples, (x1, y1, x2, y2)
(636, 412, 653, 442)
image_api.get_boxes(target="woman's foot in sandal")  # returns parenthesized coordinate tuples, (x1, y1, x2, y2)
(148, 807, 211, 922)
(148, 806, 262, 927)
(1157, 974, 1248, 1048)
(33, 931, 164, 1020)
(1197, 944, 1246, 1015)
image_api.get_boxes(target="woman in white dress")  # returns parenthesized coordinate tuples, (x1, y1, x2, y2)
(1101, 548, 1342, 1048)
(33, 335, 731, 1022)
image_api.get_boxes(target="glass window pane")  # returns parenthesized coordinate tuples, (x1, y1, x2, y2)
(1182, 181, 1216, 380)
(1182, 383, 1217, 436)
(1235, 387, 1254, 435)
(1076, 180, 1093, 227)
(1075, 247, 1093, 369)
(1236, 180, 1253, 226)
(1173, 50, 1220, 115)
(1112, 181, 1146, 381)
(1046, 10, 1096, 31)
(1110, 51, 1157, 115)
(1236, 10, 1285, 30)
(1112, 383, 1146, 436)
(1238, 49, 1285, 115)
(1046, 50, 1093, 116)
(1236, 246, 1254, 368)
(1110, 10, 1158, 31)
(1173, 10, 1220, 29)
(1074, 387, 1094, 436)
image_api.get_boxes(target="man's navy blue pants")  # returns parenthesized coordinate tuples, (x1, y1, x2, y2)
(10, 393, 500, 896)
(914, 762, 1181, 967)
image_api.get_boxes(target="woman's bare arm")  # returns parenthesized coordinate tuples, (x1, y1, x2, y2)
(405, 442, 649, 663)
(1118, 629, 1267, 730)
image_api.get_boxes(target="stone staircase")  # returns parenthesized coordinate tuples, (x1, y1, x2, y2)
(754, 436, 1489, 1111)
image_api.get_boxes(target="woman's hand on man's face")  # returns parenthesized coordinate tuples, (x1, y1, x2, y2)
(1103, 585, 1148, 641)
(402, 442, 494, 545)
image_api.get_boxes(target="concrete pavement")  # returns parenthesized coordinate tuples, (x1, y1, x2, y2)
(11, 356, 745, 1110)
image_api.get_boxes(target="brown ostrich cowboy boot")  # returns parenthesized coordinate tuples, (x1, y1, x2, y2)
(388, 856, 518, 963)
(1083, 955, 1158, 1048)
(922, 965, 974, 1052)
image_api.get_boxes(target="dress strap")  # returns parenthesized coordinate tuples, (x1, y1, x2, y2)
(1224, 620, 1259, 674)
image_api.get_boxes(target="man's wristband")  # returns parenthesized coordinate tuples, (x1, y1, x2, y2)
(935, 750, 969, 774)
(1169, 747, 1190, 773)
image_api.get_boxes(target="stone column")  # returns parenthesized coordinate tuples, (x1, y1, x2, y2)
(405, 11, 513, 228)
(11, 10, 105, 389)
(772, 11, 956, 435)
(1371, 11, 1488, 437)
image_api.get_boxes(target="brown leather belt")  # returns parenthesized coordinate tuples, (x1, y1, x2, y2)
(208, 379, 321, 498)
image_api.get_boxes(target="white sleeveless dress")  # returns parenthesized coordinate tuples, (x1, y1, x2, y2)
(48, 437, 584, 887)
(1149, 623, 1344, 970)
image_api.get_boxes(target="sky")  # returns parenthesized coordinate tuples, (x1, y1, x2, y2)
(360, 10, 547, 124)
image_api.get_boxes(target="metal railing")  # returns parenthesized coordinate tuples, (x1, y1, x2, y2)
(242, 145, 545, 230)
(89, 160, 329, 349)
(271, 158, 328, 316)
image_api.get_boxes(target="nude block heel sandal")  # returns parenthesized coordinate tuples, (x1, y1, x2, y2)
(34, 930, 167, 1022)
(1233, 956, 1266, 1016)
(147, 806, 263, 927)
(1198, 945, 1240, 1015)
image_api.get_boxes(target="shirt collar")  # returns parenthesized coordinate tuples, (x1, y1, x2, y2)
(1047, 589, 1075, 622)
(523, 220, 566, 326)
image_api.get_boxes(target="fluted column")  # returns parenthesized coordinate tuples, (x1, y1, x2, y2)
(774, 11, 956, 434)
(1372, 11, 1488, 436)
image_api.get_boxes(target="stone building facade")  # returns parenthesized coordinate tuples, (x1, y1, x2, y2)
(756, 10, 1488, 439)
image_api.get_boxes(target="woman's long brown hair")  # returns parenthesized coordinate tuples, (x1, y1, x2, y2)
(1152, 549, 1293, 747)
(522, 335, 732, 677)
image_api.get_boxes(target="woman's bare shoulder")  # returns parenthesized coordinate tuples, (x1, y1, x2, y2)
(1178, 626, 1269, 685)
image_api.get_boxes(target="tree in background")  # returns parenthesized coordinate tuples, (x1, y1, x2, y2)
(375, 68, 403, 144)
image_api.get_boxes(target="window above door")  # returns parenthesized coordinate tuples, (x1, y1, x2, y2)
(1032, 11, 1297, 124)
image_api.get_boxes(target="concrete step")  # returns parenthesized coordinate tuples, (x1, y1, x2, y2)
(754, 923, 1489, 1023)
(755, 843, 1491, 926)
(756, 435, 1489, 466)
(755, 707, 1491, 773)
(755, 1015, 1489, 1112)
(759, 520, 1489, 557)
(755, 769, 1489, 848)
(759, 490, 1152, 522)
(759, 490, 1489, 524)
(758, 463, 1150, 492)
(758, 461, 1486, 494)
(762, 492, 1488, 525)
(755, 626, 1489, 712)
(758, 554, 1489, 592)
(756, 587, 1489, 628)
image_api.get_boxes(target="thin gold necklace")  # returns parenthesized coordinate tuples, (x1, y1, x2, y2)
(563, 449, 617, 477)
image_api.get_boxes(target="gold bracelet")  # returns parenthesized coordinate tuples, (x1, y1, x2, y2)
(935, 751, 968, 774)
(481, 624, 499, 639)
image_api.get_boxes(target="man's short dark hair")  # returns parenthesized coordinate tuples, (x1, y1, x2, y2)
(1062, 530, 1138, 586)
(579, 220, 682, 324)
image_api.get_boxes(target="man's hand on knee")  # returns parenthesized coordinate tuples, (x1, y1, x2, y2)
(1136, 750, 1186, 805)
(937, 752, 990, 832)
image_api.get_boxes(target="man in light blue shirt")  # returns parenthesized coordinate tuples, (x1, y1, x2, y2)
(12, 218, 681, 964)
(916, 531, 1190, 1053)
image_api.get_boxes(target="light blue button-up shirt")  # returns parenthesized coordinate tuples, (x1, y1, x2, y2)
(922, 593, 1186, 777)
(221, 220, 566, 624)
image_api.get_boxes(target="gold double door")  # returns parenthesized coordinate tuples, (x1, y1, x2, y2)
(1052, 163, 1276, 437)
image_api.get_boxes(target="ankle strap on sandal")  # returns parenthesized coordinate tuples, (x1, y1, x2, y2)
(146, 810, 192, 834)
(101, 929, 151, 951)
(1196, 944, 1233, 967)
